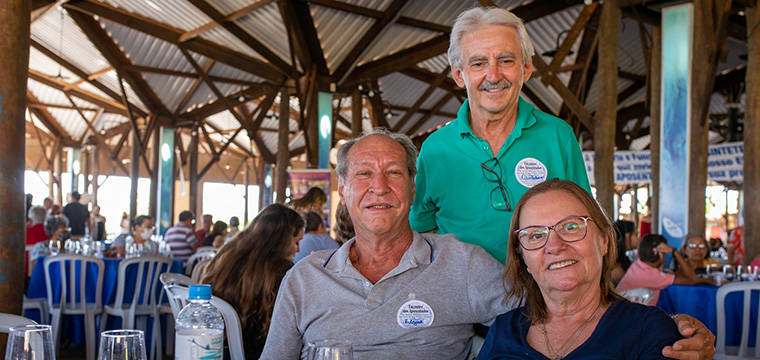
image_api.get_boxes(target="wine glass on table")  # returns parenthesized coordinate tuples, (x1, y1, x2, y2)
(723, 265, 736, 282)
(98, 330, 147, 360)
(4, 324, 55, 360)
(308, 339, 354, 360)
(48, 239, 60, 256)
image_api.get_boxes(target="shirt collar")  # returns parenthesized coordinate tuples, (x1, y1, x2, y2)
(323, 231, 434, 280)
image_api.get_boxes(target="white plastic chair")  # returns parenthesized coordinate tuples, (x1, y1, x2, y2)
(23, 296, 49, 325)
(0, 313, 37, 333)
(191, 258, 212, 283)
(101, 256, 171, 360)
(195, 246, 218, 254)
(715, 281, 760, 359)
(185, 251, 215, 276)
(467, 334, 485, 360)
(159, 273, 197, 356)
(618, 288, 654, 305)
(44, 254, 104, 360)
(164, 286, 245, 359)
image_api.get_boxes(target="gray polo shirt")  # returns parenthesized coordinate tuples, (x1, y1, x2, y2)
(261, 231, 511, 359)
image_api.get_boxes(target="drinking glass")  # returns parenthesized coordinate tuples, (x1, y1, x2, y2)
(307, 339, 353, 360)
(98, 330, 147, 360)
(48, 239, 60, 256)
(4, 324, 55, 360)
(723, 265, 736, 281)
(751, 265, 760, 281)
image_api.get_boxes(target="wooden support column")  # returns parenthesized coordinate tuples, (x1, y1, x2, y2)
(130, 128, 140, 220)
(48, 145, 56, 200)
(649, 26, 662, 232)
(306, 76, 319, 168)
(92, 146, 100, 207)
(0, 0, 31, 335)
(276, 89, 290, 204)
(689, 0, 730, 234)
(189, 125, 199, 218)
(82, 148, 91, 195)
(352, 88, 363, 137)
(149, 127, 160, 219)
(744, 4, 760, 265)
(593, 0, 620, 216)
(56, 141, 63, 204)
(244, 159, 250, 226)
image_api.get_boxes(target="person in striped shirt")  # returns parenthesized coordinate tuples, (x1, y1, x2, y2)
(165, 210, 200, 262)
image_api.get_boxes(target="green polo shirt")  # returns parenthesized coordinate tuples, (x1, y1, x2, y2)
(409, 97, 591, 263)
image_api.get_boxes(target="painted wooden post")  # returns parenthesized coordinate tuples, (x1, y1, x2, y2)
(594, 0, 620, 216)
(129, 128, 140, 220)
(0, 0, 31, 347)
(352, 88, 362, 138)
(744, 4, 760, 265)
(649, 26, 662, 233)
(276, 89, 290, 204)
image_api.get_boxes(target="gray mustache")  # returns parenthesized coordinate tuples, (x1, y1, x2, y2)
(478, 80, 512, 91)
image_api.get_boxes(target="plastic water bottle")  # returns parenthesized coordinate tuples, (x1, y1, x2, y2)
(175, 285, 224, 360)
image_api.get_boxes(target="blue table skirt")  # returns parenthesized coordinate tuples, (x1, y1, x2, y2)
(25, 256, 183, 345)
(657, 284, 759, 347)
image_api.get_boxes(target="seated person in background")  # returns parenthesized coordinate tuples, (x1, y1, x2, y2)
(332, 202, 354, 245)
(225, 216, 240, 243)
(289, 187, 327, 216)
(726, 225, 744, 266)
(708, 237, 728, 265)
(202, 204, 304, 359)
(611, 220, 634, 284)
(205, 220, 228, 248)
(293, 211, 339, 263)
(165, 210, 200, 262)
(26, 206, 50, 276)
(679, 232, 721, 274)
(196, 214, 213, 245)
(111, 215, 157, 257)
(479, 179, 682, 359)
(618, 234, 708, 306)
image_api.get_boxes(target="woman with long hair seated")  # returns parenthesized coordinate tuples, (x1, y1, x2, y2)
(478, 179, 682, 359)
(201, 204, 304, 359)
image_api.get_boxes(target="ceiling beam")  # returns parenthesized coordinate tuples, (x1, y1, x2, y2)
(347, 34, 449, 83)
(29, 38, 143, 117)
(532, 54, 594, 129)
(184, 85, 274, 119)
(541, 3, 598, 87)
(405, 93, 454, 135)
(28, 69, 127, 114)
(67, 9, 169, 115)
(392, 67, 449, 132)
(279, 0, 329, 75)
(178, 0, 276, 42)
(334, 0, 408, 83)
(64, 0, 286, 83)
(186, 0, 296, 77)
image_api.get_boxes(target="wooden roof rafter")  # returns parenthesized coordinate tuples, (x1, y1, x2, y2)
(179, 0, 276, 42)
(334, 0, 409, 84)
(186, 0, 297, 77)
(406, 92, 454, 136)
(346, 34, 450, 84)
(279, 0, 329, 75)
(67, 9, 169, 115)
(392, 67, 450, 132)
(175, 59, 216, 117)
(28, 69, 127, 114)
(64, 0, 286, 83)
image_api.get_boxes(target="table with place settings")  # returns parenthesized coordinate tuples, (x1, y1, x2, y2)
(24, 254, 183, 344)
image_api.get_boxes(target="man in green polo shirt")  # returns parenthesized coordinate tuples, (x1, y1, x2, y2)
(409, 7, 590, 264)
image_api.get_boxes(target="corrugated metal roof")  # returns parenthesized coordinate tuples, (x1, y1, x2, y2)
(200, 26, 262, 59)
(359, 24, 438, 66)
(103, 0, 212, 32)
(311, 4, 374, 71)
(32, 7, 111, 74)
(234, 2, 292, 65)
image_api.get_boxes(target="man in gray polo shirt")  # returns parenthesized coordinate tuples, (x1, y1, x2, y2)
(262, 129, 714, 359)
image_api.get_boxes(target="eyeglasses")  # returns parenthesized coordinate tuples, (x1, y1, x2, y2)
(687, 243, 707, 249)
(481, 158, 512, 211)
(514, 216, 594, 251)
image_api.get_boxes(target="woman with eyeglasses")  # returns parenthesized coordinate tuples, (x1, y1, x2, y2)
(678, 232, 721, 274)
(478, 179, 683, 359)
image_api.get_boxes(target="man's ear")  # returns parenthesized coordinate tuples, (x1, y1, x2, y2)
(522, 57, 533, 83)
(451, 64, 466, 88)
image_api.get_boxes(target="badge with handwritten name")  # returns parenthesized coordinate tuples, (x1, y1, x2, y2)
(515, 157, 547, 188)
(396, 300, 434, 329)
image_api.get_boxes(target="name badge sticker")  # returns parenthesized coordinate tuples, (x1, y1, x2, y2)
(397, 300, 434, 329)
(515, 157, 547, 188)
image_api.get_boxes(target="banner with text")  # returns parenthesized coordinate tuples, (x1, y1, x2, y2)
(582, 141, 744, 185)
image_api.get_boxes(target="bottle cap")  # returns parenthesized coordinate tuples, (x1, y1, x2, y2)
(188, 284, 212, 300)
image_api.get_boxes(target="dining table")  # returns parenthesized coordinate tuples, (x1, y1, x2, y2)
(657, 283, 759, 347)
(24, 254, 184, 344)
